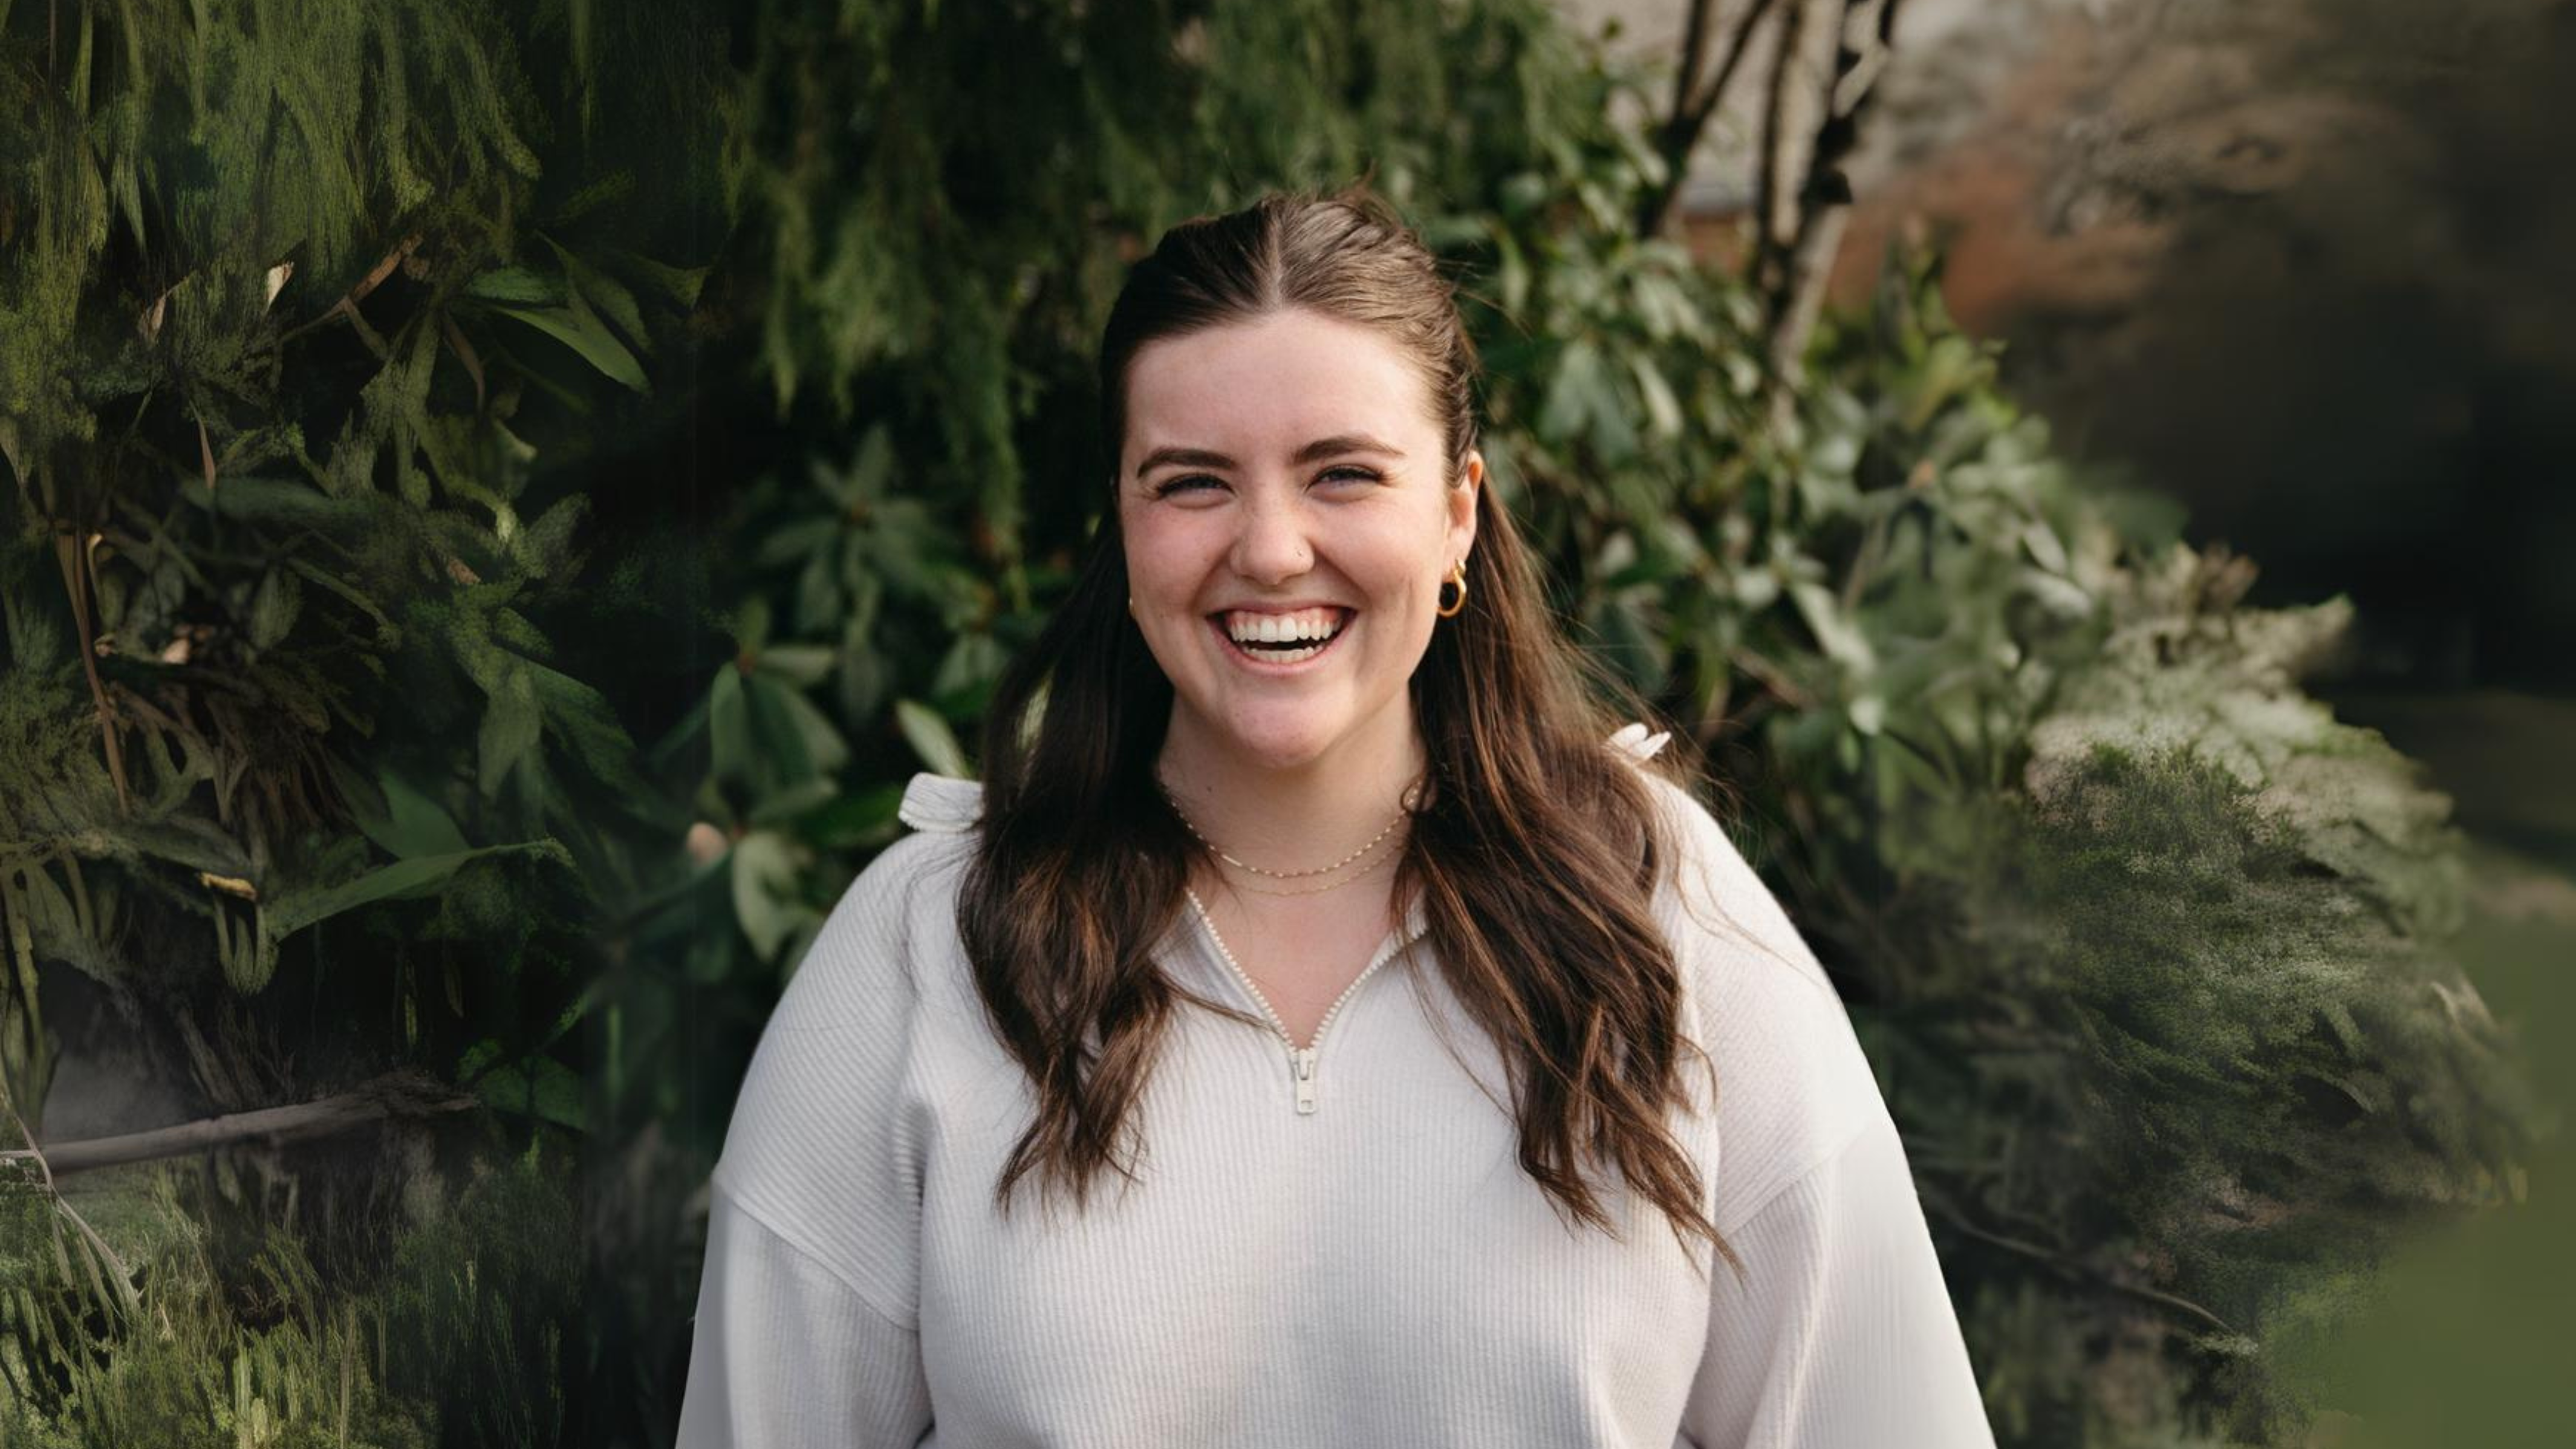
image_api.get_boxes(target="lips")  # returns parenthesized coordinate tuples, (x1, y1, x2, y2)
(1206, 607, 1353, 668)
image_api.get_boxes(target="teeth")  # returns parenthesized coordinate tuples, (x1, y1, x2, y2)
(1225, 607, 1344, 645)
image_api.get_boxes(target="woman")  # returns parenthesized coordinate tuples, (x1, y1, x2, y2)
(677, 188, 1995, 1447)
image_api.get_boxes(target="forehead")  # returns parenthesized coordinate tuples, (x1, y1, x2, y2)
(1123, 308, 1437, 458)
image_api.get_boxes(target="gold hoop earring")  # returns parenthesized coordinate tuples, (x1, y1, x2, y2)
(1436, 561, 1468, 619)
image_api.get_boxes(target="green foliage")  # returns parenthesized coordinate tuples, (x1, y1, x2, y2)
(1, 1161, 432, 1449)
(3, 0, 728, 1441)
(379, 1147, 579, 1449)
(0, 1146, 578, 1446)
(0, 0, 2545, 1445)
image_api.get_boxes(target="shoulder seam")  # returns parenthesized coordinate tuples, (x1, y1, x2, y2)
(708, 1173, 920, 1335)
(1715, 1113, 1887, 1239)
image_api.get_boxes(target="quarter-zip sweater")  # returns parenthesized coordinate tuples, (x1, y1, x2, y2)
(677, 727, 1996, 1448)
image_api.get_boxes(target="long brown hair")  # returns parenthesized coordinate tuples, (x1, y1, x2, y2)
(960, 185, 1736, 1274)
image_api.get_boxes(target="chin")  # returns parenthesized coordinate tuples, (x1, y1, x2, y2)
(1201, 706, 1351, 772)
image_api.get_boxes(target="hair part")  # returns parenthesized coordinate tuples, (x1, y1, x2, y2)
(961, 183, 1738, 1278)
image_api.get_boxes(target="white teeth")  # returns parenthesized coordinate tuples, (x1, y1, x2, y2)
(1224, 608, 1344, 645)
(1219, 607, 1347, 663)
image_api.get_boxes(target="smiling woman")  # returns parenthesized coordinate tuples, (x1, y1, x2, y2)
(1122, 305, 1478, 780)
(676, 188, 1997, 1447)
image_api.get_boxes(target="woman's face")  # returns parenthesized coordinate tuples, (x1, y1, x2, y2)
(1118, 307, 1481, 774)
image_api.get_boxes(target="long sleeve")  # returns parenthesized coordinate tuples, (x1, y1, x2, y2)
(1677, 1112, 1996, 1448)
(675, 1183, 933, 1447)
(674, 829, 957, 1448)
(1618, 754, 1995, 1449)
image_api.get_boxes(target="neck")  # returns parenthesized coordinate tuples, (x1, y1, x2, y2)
(1153, 700, 1425, 878)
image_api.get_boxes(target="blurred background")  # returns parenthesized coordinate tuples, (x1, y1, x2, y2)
(2, 1, 2565, 1444)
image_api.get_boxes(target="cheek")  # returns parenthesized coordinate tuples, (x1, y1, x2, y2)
(1353, 527, 1443, 611)
(1121, 513, 1201, 598)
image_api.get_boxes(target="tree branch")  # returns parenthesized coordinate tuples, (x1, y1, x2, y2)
(1751, 0, 1816, 296)
(1638, 0, 1786, 241)
(5, 1070, 477, 1177)
(1922, 1187, 2241, 1337)
(1760, 0, 1910, 435)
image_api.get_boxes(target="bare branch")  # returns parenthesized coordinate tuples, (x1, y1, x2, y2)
(1760, 0, 1911, 435)
(53, 522, 133, 813)
(6, 1070, 477, 1177)
(1921, 1185, 2240, 1337)
(1751, 0, 1820, 302)
(1638, 0, 1786, 241)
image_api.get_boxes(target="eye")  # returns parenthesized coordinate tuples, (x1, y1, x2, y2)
(1148, 466, 1380, 500)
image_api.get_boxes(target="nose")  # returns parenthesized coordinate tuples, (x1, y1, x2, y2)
(1228, 491, 1314, 584)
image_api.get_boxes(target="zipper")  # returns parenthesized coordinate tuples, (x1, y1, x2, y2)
(1183, 887, 1411, 1115)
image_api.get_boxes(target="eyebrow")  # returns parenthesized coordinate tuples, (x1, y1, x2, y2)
(1133, 433, 1408, 480)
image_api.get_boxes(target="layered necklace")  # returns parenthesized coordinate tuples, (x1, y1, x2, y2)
(1157, 777, 1422, 897)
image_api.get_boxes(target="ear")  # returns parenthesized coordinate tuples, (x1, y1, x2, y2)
(1446, 451, 1483, 565)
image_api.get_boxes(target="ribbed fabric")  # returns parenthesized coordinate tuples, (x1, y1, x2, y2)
(676, 729, 1995, 1448)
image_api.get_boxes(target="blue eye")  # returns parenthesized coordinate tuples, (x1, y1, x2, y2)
(1318, 466, 1382, 486)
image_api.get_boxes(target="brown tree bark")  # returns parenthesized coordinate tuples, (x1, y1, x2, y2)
(8, 1070, 476, 1177)
(1637, 0, 1786, 243)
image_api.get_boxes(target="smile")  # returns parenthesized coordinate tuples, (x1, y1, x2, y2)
(1207, 607, 1353, 669)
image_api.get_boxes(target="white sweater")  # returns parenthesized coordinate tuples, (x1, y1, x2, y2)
(677, 727, 1996, 1448)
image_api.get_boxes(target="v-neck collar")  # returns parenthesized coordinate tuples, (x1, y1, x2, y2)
(1170, 887, 1430, 1049)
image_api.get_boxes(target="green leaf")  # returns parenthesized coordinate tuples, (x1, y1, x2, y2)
(747, 777, 842, 827)
(479, 666, 544, 799)
(805, 781, 908, 849)
(247, 567, 302, 650)
(455, 1037, 506, 1084)
(758, 643, 838, 687)
(709, 664, 750, 780)
(931, 632, 1007, 700)
(357, 770, 472, 859)
(462, 267, 565, 307)
(1628, 354, 1682, 440)
(742, 673, 817, 783)
(527, 660, 661, 804)
(542, 235, 648, 350)
(895, 698, 969, 778)
(600, 248, 711, 310)
(481, 288, 649, 393)
(265, 841, 565, 939)
(1540, 339, 1604, 442)
(473, 1053, 587, 1132)
(1791, 580, 1879, 674)
(769, 679, 851, 777)
(728, 829, 806, 960)
(195, 474, 380, 530)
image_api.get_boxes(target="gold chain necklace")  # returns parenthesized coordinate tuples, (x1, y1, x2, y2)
(1221, 850, 1401, 897)
(1157, 779, 1420, 879)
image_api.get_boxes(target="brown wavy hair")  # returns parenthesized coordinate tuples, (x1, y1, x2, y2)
(960, 184, 1737, 1275)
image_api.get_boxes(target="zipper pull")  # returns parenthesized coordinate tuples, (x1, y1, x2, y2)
(1291, 1046, 1318, 1115)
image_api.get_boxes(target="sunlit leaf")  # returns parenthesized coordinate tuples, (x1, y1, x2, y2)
(895, 698, 969, 778)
